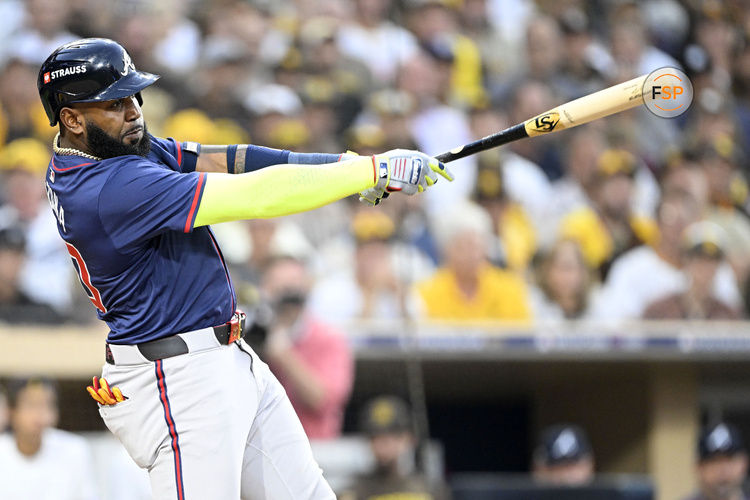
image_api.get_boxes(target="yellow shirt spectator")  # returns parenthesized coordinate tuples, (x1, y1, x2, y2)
(416, 264, 531, 321)
(560, 206, 657, 271)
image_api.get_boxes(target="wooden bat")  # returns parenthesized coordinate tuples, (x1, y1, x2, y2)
(435, 74, 649, 164)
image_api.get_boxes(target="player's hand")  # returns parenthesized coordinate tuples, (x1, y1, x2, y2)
(371, 149, 453, 196)
(359, 188, 389, 206)
(86, 376, 127, 406)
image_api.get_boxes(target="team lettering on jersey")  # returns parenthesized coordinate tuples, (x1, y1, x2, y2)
(45, 181, 66, 232)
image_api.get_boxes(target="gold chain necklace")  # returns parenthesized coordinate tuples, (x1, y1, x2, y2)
(52, 132, 102, 161)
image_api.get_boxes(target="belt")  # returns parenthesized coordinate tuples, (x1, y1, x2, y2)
(106, 311, 246, 365)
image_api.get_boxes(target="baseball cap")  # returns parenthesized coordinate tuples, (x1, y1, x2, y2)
(535, 424, 593, 465)
(359, 396, 412, 436)
(699, 422, 746, 461)
(0, 138, 51, 176)
(351, 210, 396, 244)
(682, 221, 727, 259)
(596, 149, 637, 179)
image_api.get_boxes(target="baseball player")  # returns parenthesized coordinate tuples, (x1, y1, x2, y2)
(38, 38, 453, 499)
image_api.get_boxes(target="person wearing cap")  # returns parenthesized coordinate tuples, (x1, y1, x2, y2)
(532, 424, 595, 486)
(0, 223, 66, 324)
(597, 190, 743, 320)
(644, 221, 742, 320)
(338, 395, 450, 500)
(559, 148, 657, 280)
(308, 209, 408, 324)
(0, 378, 98, 500)
(0, 137, 75, 316)
(471, 152, 536, 273)
(681, 422, 749, 500)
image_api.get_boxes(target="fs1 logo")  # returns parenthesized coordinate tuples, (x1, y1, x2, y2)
(644, 67, 693, 118)
(526, 111, 560, 135)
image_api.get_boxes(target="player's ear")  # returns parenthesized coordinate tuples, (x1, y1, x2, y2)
(59, 107, 85, 136)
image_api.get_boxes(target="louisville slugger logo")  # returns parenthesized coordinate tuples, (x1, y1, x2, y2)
(528, 111, 560, 133)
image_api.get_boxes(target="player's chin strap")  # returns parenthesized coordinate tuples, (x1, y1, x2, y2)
(52, 132, 103, 161)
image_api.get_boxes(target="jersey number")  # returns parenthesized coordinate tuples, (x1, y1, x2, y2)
(66, 242, 107, 314)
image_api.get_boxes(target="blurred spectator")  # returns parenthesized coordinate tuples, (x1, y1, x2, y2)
(530, 239, 602, 320)
(598, 190, 742, 320)
(0, 384, 7, 432)
(244, 83, 310, 150)
(414, 201, 530, 321)
(338, 395, 450, 500)
(189, 36, 254, 123)
(0, 378, 97, 500)
(697, 138, 750, 287)
(608, 4, 680, 80)
(399, 47, 478, 211)
(2, 0, 77, 67)
(0, 224, 65, 324)
(471, 153, 536, 272)
(644, 222, 742, 320)
(532, 423, 595, 486)
(556, 8, 613, 100)
(681, 421, 749, 500)
(366, 89, 419, 150)
(0, 58, 52, 144)
(260, 256, 353, 439)
(404, 0, 484, 108)
(0, 137, 74, 314)
(308, 209, 403, 322)
(559, 149, 657, 280)
(337, 0, 419, 85)
(503, 80, 562, 183)
(468, 103, 551, 245)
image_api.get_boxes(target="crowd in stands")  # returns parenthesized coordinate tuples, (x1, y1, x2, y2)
(3, 2, 750, 498)
(2, 0, 750, 329)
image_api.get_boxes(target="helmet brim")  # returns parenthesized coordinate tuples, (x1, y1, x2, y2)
(72, 70, 160, 103)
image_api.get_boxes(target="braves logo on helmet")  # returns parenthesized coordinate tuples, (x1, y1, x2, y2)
(121, 51, 135, 77)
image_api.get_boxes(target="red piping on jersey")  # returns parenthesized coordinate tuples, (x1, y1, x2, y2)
(175, 141, 182, 166)
(155, 360, 185, 500)
(183, 173, 205, 233)
(51, 158, 94, 172)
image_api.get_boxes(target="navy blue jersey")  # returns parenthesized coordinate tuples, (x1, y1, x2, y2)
(45, 136, 236, 344)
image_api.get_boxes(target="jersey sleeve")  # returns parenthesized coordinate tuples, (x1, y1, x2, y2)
(98, 161, 206, 251)
(150, 136, 200, 173)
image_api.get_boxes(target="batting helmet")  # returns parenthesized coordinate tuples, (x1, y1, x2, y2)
(38, 38, 159, 126)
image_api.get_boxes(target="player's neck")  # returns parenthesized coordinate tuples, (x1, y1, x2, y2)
(58, 132, 95, 157)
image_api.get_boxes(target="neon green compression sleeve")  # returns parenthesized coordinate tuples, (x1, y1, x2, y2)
(193, 157, 376, 227)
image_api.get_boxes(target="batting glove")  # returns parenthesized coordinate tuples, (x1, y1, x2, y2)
(365, 149, 453, 204)
(86, 376, 127, 405)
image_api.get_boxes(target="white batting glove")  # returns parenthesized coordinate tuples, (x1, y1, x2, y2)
(361, 149, 453, 205)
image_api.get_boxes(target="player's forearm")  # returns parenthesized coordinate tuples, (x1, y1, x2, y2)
(193, 157, 375, 226)
(196, 144, 343, 174)
(267, 349, 327, 411)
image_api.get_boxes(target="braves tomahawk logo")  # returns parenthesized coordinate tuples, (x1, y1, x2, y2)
(121, 51, 135, 76)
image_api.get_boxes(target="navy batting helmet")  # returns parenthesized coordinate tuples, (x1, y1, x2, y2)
(38, 38, 159, 126)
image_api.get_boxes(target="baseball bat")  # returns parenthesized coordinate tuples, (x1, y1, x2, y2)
(435, 74, 649, 163)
